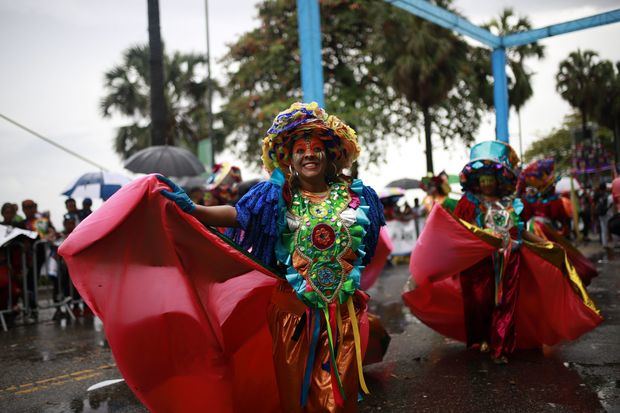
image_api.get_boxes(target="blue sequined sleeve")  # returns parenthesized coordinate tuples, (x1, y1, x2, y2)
(361, 185, 386, 265)
(225, 181, 282, 267)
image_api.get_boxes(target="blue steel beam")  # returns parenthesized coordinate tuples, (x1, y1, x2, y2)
(385, 0, 500, 48)
(491, 48, 509, 143)
(503, 9, 620, 48)
(297, 0, 325, 107)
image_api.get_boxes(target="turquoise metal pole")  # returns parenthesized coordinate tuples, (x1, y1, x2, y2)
(385, 0, 499, 47)
(502, 9, 620, 48)
(491, 48, 509, 142)
(297, 0, 325, 107)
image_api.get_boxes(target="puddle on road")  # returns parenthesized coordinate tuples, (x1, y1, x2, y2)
(46, 381, 145, 413)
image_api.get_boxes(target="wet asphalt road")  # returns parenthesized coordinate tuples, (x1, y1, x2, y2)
(0, 247, 618, 412)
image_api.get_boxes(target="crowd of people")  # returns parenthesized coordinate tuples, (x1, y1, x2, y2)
(0, 197, 94, 326)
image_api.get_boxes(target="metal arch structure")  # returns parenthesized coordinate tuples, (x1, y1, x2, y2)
(296, 0, 620, 143)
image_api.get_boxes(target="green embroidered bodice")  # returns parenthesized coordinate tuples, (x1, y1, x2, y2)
(280, 182, 366, 308)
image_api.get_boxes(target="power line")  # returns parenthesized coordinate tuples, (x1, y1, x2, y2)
(0, 112, 109, 171)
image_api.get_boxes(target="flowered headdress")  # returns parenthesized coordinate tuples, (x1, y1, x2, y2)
(459, 140, 520, 197)
(261, 102, 360, 175)
(420, 171, 451, 196)
(516, 158, 558, 197)
(206, 162, 242, 204)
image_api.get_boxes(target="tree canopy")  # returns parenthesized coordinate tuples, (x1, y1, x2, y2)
(100, 45, 224, 160)
(524, 114, 615, 173)
(220, 0, 491, 171)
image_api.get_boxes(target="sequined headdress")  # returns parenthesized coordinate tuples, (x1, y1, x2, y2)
(516, 158, 557, 197)
(261, 102, 360, 175)
(459, 140, 520, 197)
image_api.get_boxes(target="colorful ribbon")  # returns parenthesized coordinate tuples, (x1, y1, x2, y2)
(300, 309, 321, 407)
(347, 297, 370, 395)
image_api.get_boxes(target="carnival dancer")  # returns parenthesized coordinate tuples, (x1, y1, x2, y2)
(60, 102, 389, 413)
(517, 159, 598, 286)
(403, 141, 602, 364)
(420, 171, 457, 214)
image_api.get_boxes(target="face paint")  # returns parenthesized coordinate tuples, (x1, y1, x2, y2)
(292, 137, 326, 164)
(291, 136, 328, 181)
(479, 174, 498, 196)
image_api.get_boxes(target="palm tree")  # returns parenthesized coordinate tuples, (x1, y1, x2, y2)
(379, 4, 469, 173)
(556, 49, 605, 138)
(100, 45, 221, 159)
(592, 61, 620, 167)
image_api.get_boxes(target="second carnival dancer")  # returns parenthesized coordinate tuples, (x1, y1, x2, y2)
(403, 141, 602, 363)
(420, 171, 457, 214)
(60, 102, 390, 413)
(517, 158, 598, 286)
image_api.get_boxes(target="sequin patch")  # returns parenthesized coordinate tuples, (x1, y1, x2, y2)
(311, 223, 336, 250)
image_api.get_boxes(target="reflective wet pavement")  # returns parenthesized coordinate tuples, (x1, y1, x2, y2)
(1, 246, 618, 412)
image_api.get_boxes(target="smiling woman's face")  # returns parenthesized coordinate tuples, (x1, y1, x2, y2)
(291, 136, 327, 182)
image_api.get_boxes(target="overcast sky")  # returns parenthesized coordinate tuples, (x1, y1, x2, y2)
(1, 0, 619, 226)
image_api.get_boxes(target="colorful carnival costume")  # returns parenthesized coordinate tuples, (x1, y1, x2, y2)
(518, 159, 597, 286)
(420, 171, 457, 213)
(60, 102, 391, 413)
(403, 141, 601, 362)
(205, 162, 243, 206)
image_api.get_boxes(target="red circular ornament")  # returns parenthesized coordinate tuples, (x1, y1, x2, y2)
(311, 224, 336, 250)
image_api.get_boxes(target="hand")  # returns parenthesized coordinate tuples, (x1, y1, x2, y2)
(156, 175, 195, 213)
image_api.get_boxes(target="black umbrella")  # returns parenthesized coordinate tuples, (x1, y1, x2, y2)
(124, 145, 206, 177)
(385, 178, 421, 189)
(174, 176, 209, 191)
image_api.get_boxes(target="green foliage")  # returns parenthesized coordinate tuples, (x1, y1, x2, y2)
(592, 61, 620, 137)
(101, 45, 223, 159)
(556, 49, 608, 132)
(524, 114, 615, 173)
(220, 0, 479, 170)
(475, 8, 545, 113)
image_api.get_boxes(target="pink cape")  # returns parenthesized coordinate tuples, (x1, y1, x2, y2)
(402, 206, 602, 348)
(59, 175, 389, 412)
(360, 227, 392, 290)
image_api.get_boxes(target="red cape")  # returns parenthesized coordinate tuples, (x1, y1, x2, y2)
(60, 175, 389, 413)
(532, 220, 597, 286)
(402, 206, 602, 348)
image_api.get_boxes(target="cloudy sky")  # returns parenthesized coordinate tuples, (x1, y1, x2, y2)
(1, 0, 619, 226)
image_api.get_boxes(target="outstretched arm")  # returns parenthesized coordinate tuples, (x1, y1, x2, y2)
(156, 175, 238, 228)
(190, 205, 238, 228)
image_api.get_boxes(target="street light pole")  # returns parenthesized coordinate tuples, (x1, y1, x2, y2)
(147, 0, 169, 147)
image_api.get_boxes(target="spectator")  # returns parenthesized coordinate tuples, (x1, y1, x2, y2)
(52, 213, 84, 319)
(64, 198, 81, 224)
(78, 198, 93, 221)
(579, 192, 592, 241)
(19, 199, 56, 322)
(609, 177, 620, 239)
(12, 203, 24, 223)
(188, 187, 206, 206)
(593, 183, 612, 248)
(20, 199, 38, 231)
(1, 203, 17, 226)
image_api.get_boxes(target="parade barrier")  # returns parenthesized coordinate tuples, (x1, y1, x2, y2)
(0, 230, 82, 331)
(386, 215, 424, 257)
(0, 242, 27, 332)
(30, 239, 77, 322)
